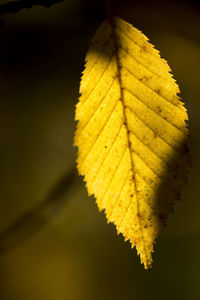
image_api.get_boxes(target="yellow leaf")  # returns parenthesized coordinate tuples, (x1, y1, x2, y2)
(74, 16, 190, 269)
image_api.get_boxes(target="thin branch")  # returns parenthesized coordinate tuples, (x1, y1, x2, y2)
(0, 0, 64, 16)
(0, 166, 79, 254)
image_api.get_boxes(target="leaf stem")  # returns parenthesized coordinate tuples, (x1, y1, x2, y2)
(104, 0, 114, 24)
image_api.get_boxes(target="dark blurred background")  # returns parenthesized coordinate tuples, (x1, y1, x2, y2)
(0, 0, 199, 299)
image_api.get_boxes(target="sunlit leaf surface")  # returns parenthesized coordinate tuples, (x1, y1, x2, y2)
(74, 16, 190, 269)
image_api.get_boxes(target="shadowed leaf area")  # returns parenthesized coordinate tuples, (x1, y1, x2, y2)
(74, 16, 190, 269)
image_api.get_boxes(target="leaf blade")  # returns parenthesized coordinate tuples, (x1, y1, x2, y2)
(74, 16, 190, 269)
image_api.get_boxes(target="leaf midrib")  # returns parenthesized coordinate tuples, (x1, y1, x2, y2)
(110, 17, 150, 268)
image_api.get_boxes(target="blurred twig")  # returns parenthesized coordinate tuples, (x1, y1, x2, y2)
(0, 0, 64, 16)
(0, 166, 79, 254)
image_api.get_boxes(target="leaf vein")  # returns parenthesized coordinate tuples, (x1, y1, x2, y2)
(99, 146, 128, 208)
(125, 105, 176, 150)
(81, 52, 114, 104)
(119, 45, 163, 80)
(108, 170, 131, 220)
(128, 131, 169, 166)
(117, 26, 167, 64)
(131, 148, 162, 180)
(91, 123, 124, 184)
(80, 97, 121, 167)
(77, 78, 115, 136)
(84, 29, 112, 79)
(123, 77, 184, 133)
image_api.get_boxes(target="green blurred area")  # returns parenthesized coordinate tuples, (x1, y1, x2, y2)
(0, 0, 200, 299)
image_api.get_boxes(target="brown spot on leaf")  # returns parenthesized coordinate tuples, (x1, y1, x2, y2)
(155, 87, 161, 95)
(153, 132, 158, 139)
(124, 46, 129, 53)
(156, 106, 162, 113)
(139, 75, 150, 82)
(112, 74, 118, 80)
(141, 44, 147, 52)
(132, 174, 135, 181)
(144, 223, 150, 229)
